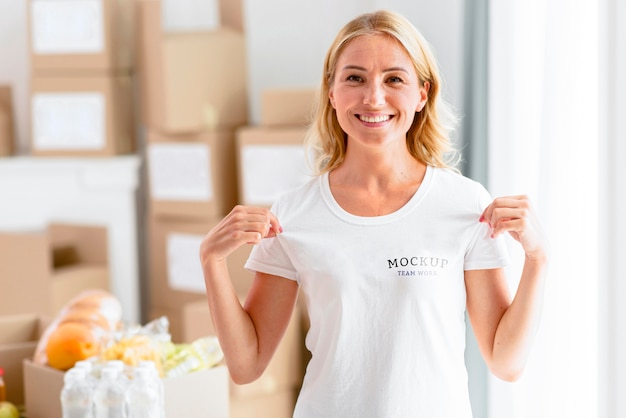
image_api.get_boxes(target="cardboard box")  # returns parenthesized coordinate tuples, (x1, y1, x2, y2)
(136, 0, 248, 132)
(177, 299, 305, 399)
(231, 388, 299, 418)
(0, 223, 109, 316)
(0, 315, 47, 407)
(236, 126, 312, 207)
(23, 360, 229, 418)
(146, 130, 238, 219)
(161, 0, 220, 32)
(28, 0, 134, 74)
(260, 87, 317, 127)
(30, 73, 134, 156)
(148, 217, 254, 310)
(148, 305, 187, 344)
(0, 85, 14, 156)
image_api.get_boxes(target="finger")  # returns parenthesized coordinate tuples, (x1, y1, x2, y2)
(491, 217, 525, 239)
(268, 212, 283, 237)
(239, 213, 282, 240)
(243, 210, 282, 238)
(480, 196, 530, 225)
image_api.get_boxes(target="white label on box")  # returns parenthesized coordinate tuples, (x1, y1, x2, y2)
(32, 93, 105, 150)
(241, 145, 311, 206)
(148, 143, 213, 201)
(31, 0, 104, 55)
(162, 0, 220, 32)
(167, 233, 206, 293)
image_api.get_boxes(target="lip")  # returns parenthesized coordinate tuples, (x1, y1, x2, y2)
(356, 113, 393, 124)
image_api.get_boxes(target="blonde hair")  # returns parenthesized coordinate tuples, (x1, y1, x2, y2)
(305, 10, 460, 175)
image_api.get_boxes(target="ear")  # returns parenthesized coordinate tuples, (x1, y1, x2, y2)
(329, 88, 336, 109)
(416, 81, 430, 112)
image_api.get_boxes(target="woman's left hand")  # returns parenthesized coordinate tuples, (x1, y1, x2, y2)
(480, 195, 548, 261)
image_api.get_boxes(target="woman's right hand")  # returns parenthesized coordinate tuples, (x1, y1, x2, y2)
(200, 205, 283, 265)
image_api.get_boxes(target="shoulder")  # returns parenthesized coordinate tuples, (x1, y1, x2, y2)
(271, 174, 322, 212)
(430, 167, 493, 210)
(432, 167, 484, 188)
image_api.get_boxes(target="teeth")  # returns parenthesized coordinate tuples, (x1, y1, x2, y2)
(359, 114, 390, 123)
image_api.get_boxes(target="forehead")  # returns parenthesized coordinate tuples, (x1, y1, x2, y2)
(336, 34, 413, 69)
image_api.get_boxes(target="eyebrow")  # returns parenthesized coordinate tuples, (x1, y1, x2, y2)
(340, 65, 409, 74)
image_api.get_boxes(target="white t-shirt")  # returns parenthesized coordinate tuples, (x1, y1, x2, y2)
(245, 166, 509, 418)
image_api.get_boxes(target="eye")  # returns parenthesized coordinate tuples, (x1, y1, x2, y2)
(387, 75, 404, 83)
(346, 74, 363, 83)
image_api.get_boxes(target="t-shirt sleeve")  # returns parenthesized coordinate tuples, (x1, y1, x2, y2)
(244, 234, 299, 281)
(243, 200, 299, 281)
(464, 184, 511, 271)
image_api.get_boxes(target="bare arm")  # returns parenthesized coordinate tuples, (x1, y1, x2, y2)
(199, 205, 298, 384)
(466, 195, 549, 381)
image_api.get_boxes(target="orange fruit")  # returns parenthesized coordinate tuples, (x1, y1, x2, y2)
(45, 322, 100, 370)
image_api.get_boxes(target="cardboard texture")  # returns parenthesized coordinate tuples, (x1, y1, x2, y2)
(23, 360, 229, 418)
(260, 87, 317, 127)
(136, 0, 248, 132)
(0, 85, 14, 156)
(146, 129, 238, 219)
(28, 0, 134, 74)
(148, 217, 255, 310)
(0, 315, 47, 407)
(0, 223, 110, 316)
(236, 126, 311, 207)
(148, 305, 186, 344)
(29, 73, 134, 156)
(177, 298, 306, 399)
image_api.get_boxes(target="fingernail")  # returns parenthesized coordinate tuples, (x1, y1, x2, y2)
(479, 214, 485, 222)
(279, 226, 284, 234)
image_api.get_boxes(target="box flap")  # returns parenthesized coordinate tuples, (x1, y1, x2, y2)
(0, 314, 41, 344)
(0, 231, 51, 315)
(49, 223, 109, 265)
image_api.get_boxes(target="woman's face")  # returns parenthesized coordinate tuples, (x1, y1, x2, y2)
(329, 34, 428, 149)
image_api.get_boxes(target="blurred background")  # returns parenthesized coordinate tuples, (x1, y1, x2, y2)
(0, 0, 624, 417)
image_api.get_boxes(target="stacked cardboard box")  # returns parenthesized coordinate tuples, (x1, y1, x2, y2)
(236, 88, 317, 207)
(27, 0, 135, 156)
(136, 0, 247, 314)
(0, 85, 14, 156)
(135, 2, 318, 415)
(134, 3, 244, 415)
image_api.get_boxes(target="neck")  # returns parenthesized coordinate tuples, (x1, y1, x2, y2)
(332, 144, 425, 190)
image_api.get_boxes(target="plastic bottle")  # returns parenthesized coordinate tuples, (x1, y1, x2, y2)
(136, 360, 165, 416)
(93, 367, 127, 418)
(61, 367, 93, 418)
(105, 360, 130, 388)
(126, 367, 162, 418)
(73, 360, 98, 391)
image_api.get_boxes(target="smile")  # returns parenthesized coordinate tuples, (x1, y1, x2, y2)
(358, 114, 391, 123)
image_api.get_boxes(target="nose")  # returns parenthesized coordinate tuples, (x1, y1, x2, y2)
(363, 82, 385, 107)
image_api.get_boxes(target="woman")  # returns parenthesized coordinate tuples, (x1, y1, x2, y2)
(200, 10, 548, 417)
